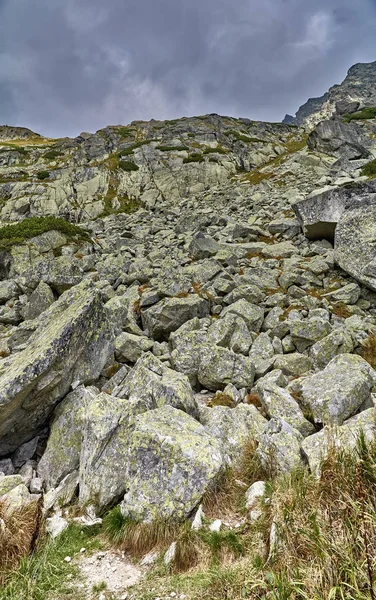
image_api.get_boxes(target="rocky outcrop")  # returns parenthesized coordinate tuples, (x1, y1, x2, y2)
(286, 61, 376, 128)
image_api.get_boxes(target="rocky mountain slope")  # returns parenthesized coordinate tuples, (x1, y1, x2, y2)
(2, 64, 376, 598)
(284, 60, 376, 128)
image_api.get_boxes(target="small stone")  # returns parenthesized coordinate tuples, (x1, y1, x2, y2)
(209, 519, 222, 532)
(64, 556, 72, 563)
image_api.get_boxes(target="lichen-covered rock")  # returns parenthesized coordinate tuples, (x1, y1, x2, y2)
(273, 353, 314, 377)
(114, 332, 154, 363)
(188, 232, 220, 259)
(302, 408, 376, 476)
(290, 318, 332, 352)
(301, 354, 375, 425)
(0, 474, 24, 496)
(249, 333, 275, 376)
(335, 205, 376, 293)
(257, 417, 304, 474)
(120, 405, 223, 522)
(309, 328, 354, 369)
(197, 345, 255, 391)
(199, 403, 268, 463)
(21, 281, 55, 320)
(208, 313, 252, 355)
(114, 353, 199, 418)
(142, 296, 209, 341)
(256, 383, 315, 437)
(0, 282, 114, 454)
(221, 299, 264, 333)
(38, 386, 99, 489)
(79, 392, 144, 508)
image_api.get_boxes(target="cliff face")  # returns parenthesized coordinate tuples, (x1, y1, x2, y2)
(284, 61, 376, 128)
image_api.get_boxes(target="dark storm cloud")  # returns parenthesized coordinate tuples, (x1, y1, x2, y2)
(1, 0, 376, 137)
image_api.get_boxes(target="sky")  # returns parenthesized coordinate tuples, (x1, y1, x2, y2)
(1, 0, 376, 138)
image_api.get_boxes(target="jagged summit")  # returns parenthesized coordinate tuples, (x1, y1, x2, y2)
(284, 60, 376, 128)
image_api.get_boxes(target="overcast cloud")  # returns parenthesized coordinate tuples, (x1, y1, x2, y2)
(1, 0, 376, 137)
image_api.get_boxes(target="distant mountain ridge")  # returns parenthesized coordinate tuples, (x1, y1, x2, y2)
(284, 61, 376, 128)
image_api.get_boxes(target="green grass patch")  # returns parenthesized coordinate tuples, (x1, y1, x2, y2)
(43, 150, 63, 160)
(118, 140, 153, 156)
(360, 157, 376, 178)
(36, 171, 49, 180)
(0, 216, 90, 248)
(116, 126, 135, 138)
(100, 195, 142, 217)
(119, 160, 139, 172)
(344, 106, 376, 122)
(183, 153, 204, 164)
(203, 147, 228, 155)
(226, 130, 265, 143)
(156, 145, 189, 152)
(0, 523, 102, 600)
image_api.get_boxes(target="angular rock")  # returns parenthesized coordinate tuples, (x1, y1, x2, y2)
(188, 232, 220, 259)
(38, 386, 98, 489)
(256, 383, 315, 437)
(0, 282, 113, 454)
(114, 332, 154, 363)
(21, 281, 55, 320)
(302, 408, 376, 476)
(301, 354, 375, 425)
(199, 403, 268, 463)
(197, 345, 255, 391)
(142, 296, 209, 341)
(221, 299, 264, 332)
(115, 353, 198, 418)
(120, 406, 223, 522)
(257, 418, 304, 474)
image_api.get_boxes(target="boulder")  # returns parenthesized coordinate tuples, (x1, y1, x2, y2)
(309, 329, 354, 369)
(188, 232, 220, 259)
(301, 354, 375, 425)
(197, 345, 255, 391)
(257, 418, 304, 474)
(335, 205, 376, 292)
(302, 408, 376, 476)
(142, 296, 209, 341)
(199, 403, 268, 463)
(38, 386, 99, 489)
(120, 406, 223, 522)
(293, 179, 376, 240)
(21, 281, 55, 320)
(221, 299, 264, 332)
(114, 332, 154, 363)
(0, 282, 113, 454)
(114, 353, 198, 418)
(256, 383, 315, 437)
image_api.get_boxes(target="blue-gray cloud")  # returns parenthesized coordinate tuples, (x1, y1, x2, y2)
(1, 0, 376, 137)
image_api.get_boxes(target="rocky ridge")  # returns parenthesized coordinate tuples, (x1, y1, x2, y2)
(2, 65, 376, 594)
(284, 60, 376, 128)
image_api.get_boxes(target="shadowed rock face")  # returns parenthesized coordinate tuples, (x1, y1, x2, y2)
(293, 180, 376, 240)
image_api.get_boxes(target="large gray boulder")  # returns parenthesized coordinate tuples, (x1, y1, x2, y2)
(301, 354, 375, 425)
(335, 205, 376, 292)
(255, 382, 315, 437)
(113, 353, 199, 418)
(302, 408, 376, 476)
(199, 403, 268, 463)
(37, 386, 99, 489)
(293, 179, 376, 240)
(0, 282, 114, 454)
(120, 406, 223, 522)
(141, 296, 209, 341)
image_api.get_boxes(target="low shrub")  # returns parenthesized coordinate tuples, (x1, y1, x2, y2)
(0, 216, 90, 247)
(118, 160, 139, 172)
(183, 153, 204, 164)
(344, 106, 376, 122)
(36, 171, 49, 180)
(360, 157, 376, 178)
